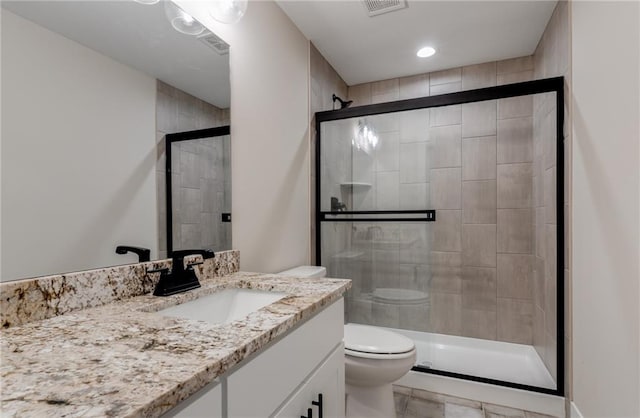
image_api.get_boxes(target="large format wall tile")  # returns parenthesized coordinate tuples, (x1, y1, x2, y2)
(497, 163, 533, 209)
(432, 210, 462, 252)
(498, 96, 533, 120)
(400, 142, 429, 183)
(462, 136, 497, 180)
(430, 125, 462, 168)
(399, 74, 430, 100)
(462, 101, 497, 138)
(430, 168, 462, 210)
(461, 308, 497, 340)
(400, 109, 430, 142)
(497, 298, 533, 344)
(497, 254, 533, 299)
(462, 62, 497, 90)
(497, 209, 534, 253)
(497, 117, 534, 163)
(462, 225, 497, 267)
(462, 266, 497, 311)
(462, 180, 497, 224)
(431, 105, 462, 127)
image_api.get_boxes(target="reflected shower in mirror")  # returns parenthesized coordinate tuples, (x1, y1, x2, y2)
(165, 127, 232, 255)
(1, 0, 230, 281)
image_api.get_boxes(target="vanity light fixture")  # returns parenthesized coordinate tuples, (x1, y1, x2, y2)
(210, 0, 248, 24)
(164, 1, 205, 36)
(416, 46, 436, 58)
(133, 0, 160, 4)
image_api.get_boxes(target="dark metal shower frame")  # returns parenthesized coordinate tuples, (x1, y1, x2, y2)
(314, 77, 565, 397)
(165, 125, 231, 255)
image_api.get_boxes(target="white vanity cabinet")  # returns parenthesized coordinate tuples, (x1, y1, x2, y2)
(227, 298, 344, 417)
(164, 298, 345, 418)
(272, 343, 344, 418)
(163, 379, 222, 417)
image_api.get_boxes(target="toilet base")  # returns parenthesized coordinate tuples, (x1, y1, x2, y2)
(345, 382, 396, 418)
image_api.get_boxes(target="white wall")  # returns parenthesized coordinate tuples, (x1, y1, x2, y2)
(1, 10, 158, 281)
(174, 0, 310, 273)
(571, 2, 640, 416)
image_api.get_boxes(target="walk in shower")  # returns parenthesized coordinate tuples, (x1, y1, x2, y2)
(316, 78, 564, 395)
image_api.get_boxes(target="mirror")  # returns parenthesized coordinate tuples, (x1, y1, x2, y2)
(1, 0, 231, 282)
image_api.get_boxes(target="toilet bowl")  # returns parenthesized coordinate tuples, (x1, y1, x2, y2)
(277, 266, 417, 418)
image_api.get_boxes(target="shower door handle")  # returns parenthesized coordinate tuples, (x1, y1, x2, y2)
(301, 407, 313, 418)
(319, 209, 436, 222)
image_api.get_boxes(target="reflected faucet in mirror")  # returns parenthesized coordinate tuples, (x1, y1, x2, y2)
(115, 246, 151, 263)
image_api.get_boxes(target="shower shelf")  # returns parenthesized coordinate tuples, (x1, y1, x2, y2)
(340, 182, 372, 190)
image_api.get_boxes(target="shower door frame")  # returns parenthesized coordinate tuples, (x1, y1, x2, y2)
(165, 125, 231, 255)
(315, 77, 565, 397)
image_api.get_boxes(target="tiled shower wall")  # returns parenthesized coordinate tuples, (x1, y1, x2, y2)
(156, 80, 230, 258)
(343, 57, 539, 344)
(532, 0, 571, 387)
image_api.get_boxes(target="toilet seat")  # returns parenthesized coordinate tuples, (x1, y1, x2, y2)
(344, 324, 416, 360)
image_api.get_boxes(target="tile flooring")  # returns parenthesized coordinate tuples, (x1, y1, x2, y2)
(393, 385, 558, 418)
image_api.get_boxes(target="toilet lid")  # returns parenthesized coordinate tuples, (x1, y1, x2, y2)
(344, 323, 415, 355)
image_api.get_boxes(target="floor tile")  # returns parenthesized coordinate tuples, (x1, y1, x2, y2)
(483, 402, 526, 417)
(405, 397, 445, 418)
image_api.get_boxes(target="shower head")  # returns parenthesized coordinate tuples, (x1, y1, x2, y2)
(332, 94, 353, 110)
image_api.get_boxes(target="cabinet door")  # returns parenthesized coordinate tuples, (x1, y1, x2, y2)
(228, 299, 344, 417)
(162, 379, 222, 417)
(273, 343, 345, 418)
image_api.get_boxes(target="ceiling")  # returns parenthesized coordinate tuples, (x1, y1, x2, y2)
(277, 0, 557, 86)
(2, 1, 230, 108)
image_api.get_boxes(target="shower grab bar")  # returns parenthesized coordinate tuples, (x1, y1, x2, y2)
(319, 209, 435, 222)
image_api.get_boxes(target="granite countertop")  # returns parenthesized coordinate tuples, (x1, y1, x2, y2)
(0, 272, 351, 417)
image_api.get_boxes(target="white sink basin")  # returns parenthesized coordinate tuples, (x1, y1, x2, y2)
(157, 288, 288, 325)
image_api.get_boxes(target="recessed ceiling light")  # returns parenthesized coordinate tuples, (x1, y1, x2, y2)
(417, 46, 436, 58)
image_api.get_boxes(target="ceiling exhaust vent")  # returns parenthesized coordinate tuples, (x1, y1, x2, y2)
(197, 31, 229, 55)
(362, 0, 407, 17)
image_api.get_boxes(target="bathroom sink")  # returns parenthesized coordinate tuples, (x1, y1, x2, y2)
(157, 288, 288, 325)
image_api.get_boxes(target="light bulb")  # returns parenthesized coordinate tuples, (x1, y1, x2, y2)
(134, 0, 160, 4)
(210, 0, 248, 24)
(164, 1, 205, 36)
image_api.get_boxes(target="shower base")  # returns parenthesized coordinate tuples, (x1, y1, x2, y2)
(383, 327, 556, 389)
(382, 327, 564, 416)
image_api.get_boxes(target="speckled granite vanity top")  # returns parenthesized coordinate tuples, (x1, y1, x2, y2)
(0, 271, 351, 417)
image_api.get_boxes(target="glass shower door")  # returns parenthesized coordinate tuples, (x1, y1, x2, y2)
(317, 109, 436, 368)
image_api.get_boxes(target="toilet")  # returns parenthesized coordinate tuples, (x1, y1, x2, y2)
(277, 266, 417, 418)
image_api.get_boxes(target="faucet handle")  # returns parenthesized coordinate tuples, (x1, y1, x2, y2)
(185, 261, 204, 271)
(146, 267, 170, 274)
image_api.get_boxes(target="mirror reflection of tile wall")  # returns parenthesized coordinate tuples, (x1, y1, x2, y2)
(156, 81, 230, 258)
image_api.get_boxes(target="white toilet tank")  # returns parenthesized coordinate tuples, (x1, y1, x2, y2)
(277, 265, 327, 278)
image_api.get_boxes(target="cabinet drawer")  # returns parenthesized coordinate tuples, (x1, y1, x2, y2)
(227, 298, 344, 417)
